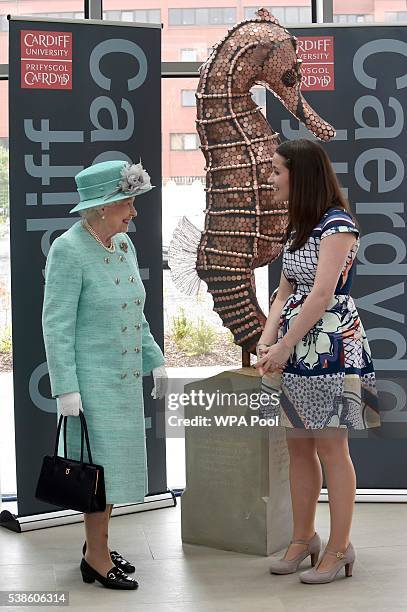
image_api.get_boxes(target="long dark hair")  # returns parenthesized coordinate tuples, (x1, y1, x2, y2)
(276, 139, 358, 251)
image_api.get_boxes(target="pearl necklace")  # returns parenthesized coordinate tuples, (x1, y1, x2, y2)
(82, 220, 116, 253)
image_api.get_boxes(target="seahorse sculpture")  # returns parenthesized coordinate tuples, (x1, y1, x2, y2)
(169, 7, 336, 354)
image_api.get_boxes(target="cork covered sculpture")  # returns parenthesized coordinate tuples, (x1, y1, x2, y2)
(169, 8, 336, 354)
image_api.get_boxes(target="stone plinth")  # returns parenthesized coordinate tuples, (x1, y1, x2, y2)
(181, 367, 292, 556)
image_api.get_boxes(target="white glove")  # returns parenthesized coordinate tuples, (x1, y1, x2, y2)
(57, 392, 83, 417)
(151, 365, 168, 400)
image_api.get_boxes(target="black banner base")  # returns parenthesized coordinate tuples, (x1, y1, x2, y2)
(0, 491, 176, 533)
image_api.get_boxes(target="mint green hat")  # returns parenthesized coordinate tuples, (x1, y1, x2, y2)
(70, 159, 154, 214)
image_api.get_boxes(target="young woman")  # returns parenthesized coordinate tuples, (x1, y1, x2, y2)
(255, 139, 380, 584)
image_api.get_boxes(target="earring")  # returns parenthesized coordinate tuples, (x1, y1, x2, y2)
(102, 215, 105, 220)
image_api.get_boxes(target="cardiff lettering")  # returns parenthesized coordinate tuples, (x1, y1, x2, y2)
(24, 33, 70, 48)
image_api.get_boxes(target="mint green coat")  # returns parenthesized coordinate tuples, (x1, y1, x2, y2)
(42, 221, 165, 504)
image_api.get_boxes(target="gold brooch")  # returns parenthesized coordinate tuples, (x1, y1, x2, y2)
(120, 241, 128, 253)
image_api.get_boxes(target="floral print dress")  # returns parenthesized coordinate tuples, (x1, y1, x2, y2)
(272, 207, 380, 430)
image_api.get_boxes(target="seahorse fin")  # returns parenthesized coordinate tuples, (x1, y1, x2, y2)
(168, 216, 203, 296)
(256, 7, 281, 26)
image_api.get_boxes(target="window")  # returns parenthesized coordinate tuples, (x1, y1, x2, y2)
(333, 14, 373, 24)
(333, 1, 387, 23)
(184, 134, 198, 150)
(168, 8, 181, 25)
(168, 8, 194, 25)
(244, 6, 311, 24)
(170, 133, 199, 151)
(135, 9, 161, 23)
(181, 48, 198, 61)
(0, 16, 9, 31)
(385, 12, 407, 23)
(181, 90, 196, 107)
(196, 9, 209, 25)
(103, 9, 161, 24)
(251, 87, 266, 108)
(3, 10, 85, 29)
(104, 11, 121, 21)
(170, 176, 205, 185)
(42, 12, 84, 19)
(104, 1, 277, 60)
(209, 8, 235, 25)
(122, 12, 134, 22)
(0, 80, 14, 501)
(134, 10, 147, 22)
(170, 134, 183, 151)
(169, 7, 237, 26)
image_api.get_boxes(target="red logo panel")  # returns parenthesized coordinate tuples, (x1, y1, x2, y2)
(298, 36, 334, 91)
(21, 30, 72, 90)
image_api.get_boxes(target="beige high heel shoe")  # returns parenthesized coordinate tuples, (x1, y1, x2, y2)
(269, 533, 321, 575)
(299, 542, 355, 584)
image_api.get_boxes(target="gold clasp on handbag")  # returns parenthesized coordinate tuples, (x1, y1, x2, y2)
(65, 468, 70, 475)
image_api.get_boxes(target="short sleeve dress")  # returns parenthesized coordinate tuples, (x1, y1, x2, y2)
(266, 207, 381, 430)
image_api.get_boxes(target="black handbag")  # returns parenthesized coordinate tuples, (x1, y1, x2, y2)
(35, 411, 106, 513)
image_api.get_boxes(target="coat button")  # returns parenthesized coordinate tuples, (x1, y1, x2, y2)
(135, 299, 141, 305)
(122, 349, 128, 355)
(104, 257, 110, 264)
(135, 323, 141, 330)
(121, 373, 127, 379)
(115, 278, 120, 285)
(121, 325, 127, 332)
(129, 276, 135, 283)
(133, 371, 140, 377)
(134, 347, 140, 353)
(122, 303, 128, 309)
(119, 255, 125, 262)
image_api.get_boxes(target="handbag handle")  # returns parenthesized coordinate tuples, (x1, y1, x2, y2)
(54, 412, 94, 465)
(63, 415, 85, 462)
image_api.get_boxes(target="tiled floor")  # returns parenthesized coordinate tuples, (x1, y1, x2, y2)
(0, 500, 407, 611)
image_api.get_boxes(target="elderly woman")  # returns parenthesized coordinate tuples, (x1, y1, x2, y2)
(42, 159, 167, 590)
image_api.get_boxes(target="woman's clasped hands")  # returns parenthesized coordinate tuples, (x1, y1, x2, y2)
(254, 340, 291, 376)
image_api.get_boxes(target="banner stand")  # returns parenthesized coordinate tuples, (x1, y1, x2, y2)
(8, 15, 168, 519)
(267, 23, 407, 493)
(4, 486, 407, 534)
(0, 491, 176, 533)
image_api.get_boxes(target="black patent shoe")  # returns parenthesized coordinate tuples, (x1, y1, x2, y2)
(82, 542, 135, 574)
(110, 551, 136, 574)
(80, 558, 138, 590)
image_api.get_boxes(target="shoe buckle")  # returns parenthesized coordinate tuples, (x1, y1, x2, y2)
(336, 552, 344, 559)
